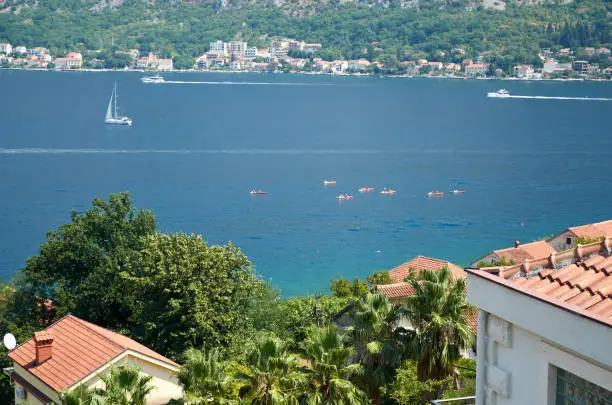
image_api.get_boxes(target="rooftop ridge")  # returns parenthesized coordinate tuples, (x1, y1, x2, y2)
(497, 238, 612, 280)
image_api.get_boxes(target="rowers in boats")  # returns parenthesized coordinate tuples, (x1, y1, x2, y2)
(324, 180, 337, 185)
(337, 193, 354, 200)
(358, 187, 375, 193)
(250, 190, 267, 195)
(450, 189, 465, 194)
(427, 191, 444, 197)
(380, 188, 397, 195)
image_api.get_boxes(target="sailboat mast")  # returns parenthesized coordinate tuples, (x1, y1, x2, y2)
(114, 82, 118, 118)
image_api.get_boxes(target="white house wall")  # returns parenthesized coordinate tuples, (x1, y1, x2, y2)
(467, 274, 612, 405)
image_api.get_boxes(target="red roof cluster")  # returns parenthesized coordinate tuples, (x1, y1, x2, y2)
(9, 315, 178, 393)
(475, 238, 612, 326)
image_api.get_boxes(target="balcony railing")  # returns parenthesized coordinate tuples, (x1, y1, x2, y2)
(430, 396, 476, 405)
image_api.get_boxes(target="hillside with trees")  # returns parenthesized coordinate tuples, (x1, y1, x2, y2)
(0, 0, 610, 70)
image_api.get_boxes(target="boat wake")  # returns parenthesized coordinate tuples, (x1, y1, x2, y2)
(160, 80, 340, 86)
(501, 95, 612, 101)
(2, 148, 612, 155)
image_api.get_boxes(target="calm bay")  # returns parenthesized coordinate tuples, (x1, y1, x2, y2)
(1, 70, 611, 296)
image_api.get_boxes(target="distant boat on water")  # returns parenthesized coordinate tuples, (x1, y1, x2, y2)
(250, 190, 267, 195)
(105, 82, 132, 126)
(141, 74, 165, 84)
(324, 180, 337, 185)
(450, 189, 465, 194)
(359, 187, 375, 193)
(337, 193, 354, 200)
(427, 191, 444, 197)
(380, 188, 397, 195)
(487, 89, 511, 98)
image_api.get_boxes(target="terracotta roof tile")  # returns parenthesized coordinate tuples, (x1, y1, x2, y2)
(465, 308, 478, 334)
(493, 240, 556, 264)
(8, 315, 178, 393)
(583, 255, 606, 269)
(586, 277, 612, 296)
(588, 298, 612, 317)
(376, 282, 417, 299)
(387, 256, 465, 284)
(480, 244, 612, 326)
(566, 291, 604, 309)
(569, 220, 612, 238)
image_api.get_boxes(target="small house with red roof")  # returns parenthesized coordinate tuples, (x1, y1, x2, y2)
(5, 315, 183, 404)
(471, 240, 556, 268)
(375, 256, 477, 340)
(548, 219, 612, 251)
(466, 238, 612, 404)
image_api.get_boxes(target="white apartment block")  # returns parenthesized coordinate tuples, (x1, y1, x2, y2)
(243, 47, 257, 59)
(0, 42, 12, 55)
(209, 41, 227, 56)
(227, 41, 247, 59)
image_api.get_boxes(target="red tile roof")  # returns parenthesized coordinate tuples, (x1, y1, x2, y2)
(8, 315, 178, 393)
(471, 239, 612, 327)
(375, 282, 479, 334)
(376, 282, 417, 299)
(568, 220, 612, 238)
(387, 256, 465, 284)
(492, 240, 556, 263)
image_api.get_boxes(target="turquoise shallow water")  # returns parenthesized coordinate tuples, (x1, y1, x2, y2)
(1, 70, 611, 296)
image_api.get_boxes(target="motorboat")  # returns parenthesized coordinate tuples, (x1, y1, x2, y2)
(250, 190, 267, 195)
(487, 89, 511, 98)
(324, 180, 337, 185)
(337, 194, 354, 200)
(380, 188, 397, 195)
(141, 74, 165, 84)
(358, 187, 375, 193)
(104, 82, 132, 126)
(427, 191, 444, 197)
(450, 189, 465, 194)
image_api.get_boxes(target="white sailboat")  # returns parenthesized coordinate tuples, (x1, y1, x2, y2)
(105, 82, 132, 126)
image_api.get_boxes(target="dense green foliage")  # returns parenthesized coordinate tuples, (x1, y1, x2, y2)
(0, 0, 610, 71)
(402, 267, 474, 393)
(0, 193, 477, 404)
(302, 325, 368, 405)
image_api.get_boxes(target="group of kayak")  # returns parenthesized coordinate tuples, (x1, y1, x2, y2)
(326, 181, 465, 201)
(249, 181, 465, 199)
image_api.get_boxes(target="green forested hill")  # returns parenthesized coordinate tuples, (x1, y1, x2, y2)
(0, 0, 610, 69)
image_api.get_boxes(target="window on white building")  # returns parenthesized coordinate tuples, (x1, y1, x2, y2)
(555, 367, 612, 405)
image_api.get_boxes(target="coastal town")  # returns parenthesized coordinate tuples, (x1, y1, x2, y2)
(0, 37, 611, 79)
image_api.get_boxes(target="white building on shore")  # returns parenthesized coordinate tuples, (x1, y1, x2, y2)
(0, 42, 12, 55)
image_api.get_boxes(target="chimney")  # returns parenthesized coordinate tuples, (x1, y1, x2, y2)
(514, 240, 520, 248)
(34, 331, 53, 365)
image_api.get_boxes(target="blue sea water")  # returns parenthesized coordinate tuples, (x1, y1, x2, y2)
(0, 70, 611, 296)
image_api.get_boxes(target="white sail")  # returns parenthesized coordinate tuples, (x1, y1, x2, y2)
(105, 82, 132, 126)
(105, 86, 114, 120)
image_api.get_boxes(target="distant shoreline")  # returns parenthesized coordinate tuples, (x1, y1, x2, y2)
(1, 66, 610, 83)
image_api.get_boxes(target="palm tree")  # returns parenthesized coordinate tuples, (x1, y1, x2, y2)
(348, 292, 405, 405)
(402, 267, 474, 383)
(100, 365, 155, 405)
(302, 325, 368, 405)
(239, 335, 306, 405)
(61, 385, 106, 405)
(178, 348, 233, 404)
